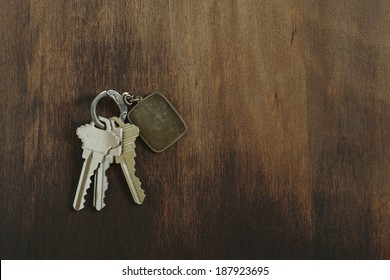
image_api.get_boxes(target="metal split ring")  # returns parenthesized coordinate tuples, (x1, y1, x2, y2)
(122, 92, 142, 106)
(91, 90, 128, 129)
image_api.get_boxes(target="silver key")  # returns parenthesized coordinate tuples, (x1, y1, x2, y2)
(73, 117, 120, 211)
(111, 117, 145, 205)
(93, 123, 123, 211)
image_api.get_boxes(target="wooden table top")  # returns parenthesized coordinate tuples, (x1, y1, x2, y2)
(1, 0, 389, 259)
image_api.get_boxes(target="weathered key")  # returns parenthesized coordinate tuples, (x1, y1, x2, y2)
(93, 123, 123, 211)
(73, 117, 120, 211)
(111, 117, 145, 205)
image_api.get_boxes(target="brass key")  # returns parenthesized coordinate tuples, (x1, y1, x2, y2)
(73, 117, 120, 211)
(111, 117, 145, 205)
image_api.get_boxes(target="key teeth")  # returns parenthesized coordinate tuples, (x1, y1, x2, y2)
(99, 183, 108, 211)
(74, 159, 97, 211)
(94, 157, 112, 211)
(74, 175, 92, 211)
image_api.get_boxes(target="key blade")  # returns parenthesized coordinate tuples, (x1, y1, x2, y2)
(92, 126, 122, 211)
(73, 152, 103, 210)
(119, 154, 145, 204)
(93, 156, 112, 211)
(73, 150, 93, 211)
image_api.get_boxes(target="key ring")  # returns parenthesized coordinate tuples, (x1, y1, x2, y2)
(91, 90, 128, 129)
(122, 92, 143, 106)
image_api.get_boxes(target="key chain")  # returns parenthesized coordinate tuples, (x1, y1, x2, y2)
(90, 89, 128, 129)
(73, 90, 144, 211)
(122, 92, 187, 152)
(73, 89, 187, 211)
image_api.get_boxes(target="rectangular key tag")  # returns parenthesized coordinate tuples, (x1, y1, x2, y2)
(128, 93, 187, 152)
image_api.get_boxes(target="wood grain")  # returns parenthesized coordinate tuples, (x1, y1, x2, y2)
(0, 0, 389, 259)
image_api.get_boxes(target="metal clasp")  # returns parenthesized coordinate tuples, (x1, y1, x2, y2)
(90, 90, 128, 129)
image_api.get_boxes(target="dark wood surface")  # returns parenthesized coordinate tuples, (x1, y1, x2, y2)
(1, 0, 389, 259)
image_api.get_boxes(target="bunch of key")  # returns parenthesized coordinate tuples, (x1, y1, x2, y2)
(73, 89, 187, 211)
(73, 91, 145, 211)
